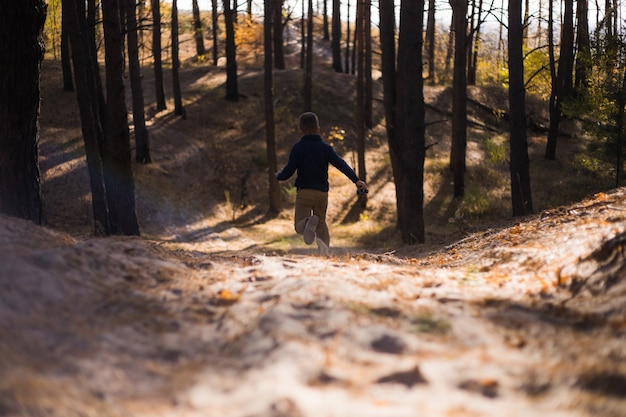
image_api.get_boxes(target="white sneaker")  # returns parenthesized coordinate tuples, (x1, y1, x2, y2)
(316, 238, 329, 256)
(303, 215, 319, 245)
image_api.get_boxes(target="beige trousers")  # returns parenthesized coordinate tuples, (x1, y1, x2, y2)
(294, 188, 330, 246)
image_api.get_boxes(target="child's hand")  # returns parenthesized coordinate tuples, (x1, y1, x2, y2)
(356, 180, 368, 194)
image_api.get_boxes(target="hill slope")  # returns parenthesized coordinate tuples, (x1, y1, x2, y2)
(1, 188, 625, 416)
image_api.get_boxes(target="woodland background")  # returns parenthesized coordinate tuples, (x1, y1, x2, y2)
(0, 1, 626, 417)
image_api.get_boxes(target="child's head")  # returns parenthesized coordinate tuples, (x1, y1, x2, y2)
(299, 112, 320, 135)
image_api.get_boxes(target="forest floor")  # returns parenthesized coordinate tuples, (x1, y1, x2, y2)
(1, 29, 626, 417)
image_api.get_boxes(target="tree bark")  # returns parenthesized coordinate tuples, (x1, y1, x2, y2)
(468, 0, 483, 85)
(364, 0, 372, 129)
(303, 0, 314, 111)
(63, 0, 110, 235)
(192, 0, 206, 57)
(426, 0, 436, 84)
(272, 0, 285, 69)
(102, 0, 140, 236)
(508, 0, 533, 216)
(344, 0, 350, 74)
(212, 0, 219, 66)
(450, 0, 467, 198)
(356, 0, 367, 204)
(223, 0, 240, 101)
(396, 0, 426, 243)
(264, 0, 281, 214)
(323, 0, 330, 41)
(0, 0, 46, 224)
(378, 0, 402, 229)
(125, 0, 152, 163)
(61, 6, 74, 92)
(172, 0, 186, 116)
(152, 0, 167, 111)
(331, 0, 342, 72)
(574, 0, 590, 93)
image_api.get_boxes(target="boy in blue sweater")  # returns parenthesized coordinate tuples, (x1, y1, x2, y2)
(276, 112, 368, 254)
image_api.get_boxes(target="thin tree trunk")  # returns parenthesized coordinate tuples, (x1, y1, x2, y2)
(379, 0, 403, 229)
(63, 0, 109, 234)
(87, 0, 107, 130)
(192, 0, 206, 56)
(323, 0, 329, 40)
(125, 0, 152, 163)
(101, 0, 140, 236)
(345, 0, 350, 74)
(331, 0, 342, 72)
(356, 0, 367, 203)
(303, 0, 314, 111)
(546, 0, 558, 160)
(508, 0, 533, 216)
(273, 0, 285, 69)
(450, 0, 467, 197)
(616, 66, 626, 187)
(264, 0, 281, 213)
(61, 7, 74, 92)
(466, 0, 476, 85)
(444, 14, 454, 82)
(223, 0, 239, 100)
(172, 0, 186, 116)
(575, 0, 590, 93)
(469, 0, 483, 85)
(351, 17, 357, 74)
(426, 0, 436, 84)
(152, 0, 167, 110)
(0, 0, 46, 224)
(364, 0, 372, 129)
(300, 0, 306, 69)
(212, 0, 219, 65)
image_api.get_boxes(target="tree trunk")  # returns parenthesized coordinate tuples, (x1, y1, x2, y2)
(125, 0, 152, 163)
(63, 0, 110, 235)
(192, 0, 206, 57)
(468, 0, 483, 85)
(364, 0, 372, 129)
(508, 0, 533, 216)
(264, 0, 281, 214)
(223, 0, 239, 100)
(616, 67, 626, 188)
(444, 14, 454, 83)
(0, 0, 46, 224)
(426, 0, 436, 84)
(101, 0, 140, 236)
(344, 0, 350, 74)
(300, 1, 305, 69)
(323, 0, 329, 41)
(331, 0, 342, 72)
(303, 0, 314, 111)
(356, 0, 367, 205)
(272, 0, 285, 69)
(212, 0, 219, 66)
(450, 0, 467, 198)
(546, 0, 558, 160)
(378, 0, 402, 229)
(172, 0, 187, 115)
(396, 0, 426, 243)
(61, 6, 74, 92)
(87, 0, 107, 130)
(466, 0, 476, 85)
(152, 0, 167, 111)
(574, 0, 590, 93)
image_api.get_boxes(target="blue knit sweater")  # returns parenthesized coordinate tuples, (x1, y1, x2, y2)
(276, 134, 360, 192)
